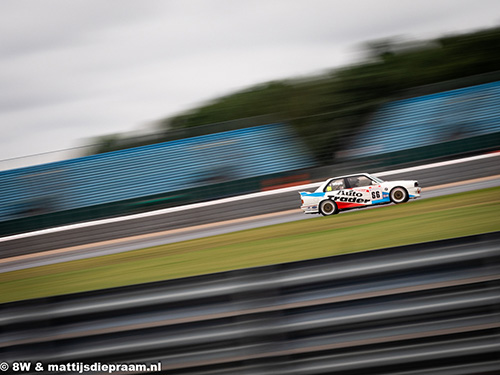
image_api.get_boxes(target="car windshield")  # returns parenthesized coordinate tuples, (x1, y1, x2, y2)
(370, 175, 384, 183)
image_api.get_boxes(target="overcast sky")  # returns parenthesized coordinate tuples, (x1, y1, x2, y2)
(1, 0, 499, 168)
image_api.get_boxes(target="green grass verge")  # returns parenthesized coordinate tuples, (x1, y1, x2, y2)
(1, 187, 500, 303)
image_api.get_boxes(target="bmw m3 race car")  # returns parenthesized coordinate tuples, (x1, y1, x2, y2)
(299, 173, 421, 216)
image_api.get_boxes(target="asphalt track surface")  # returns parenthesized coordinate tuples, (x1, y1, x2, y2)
(2, 175, 499, 273)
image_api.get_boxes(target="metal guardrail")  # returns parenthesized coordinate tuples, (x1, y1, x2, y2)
(1, 232, 499, 374)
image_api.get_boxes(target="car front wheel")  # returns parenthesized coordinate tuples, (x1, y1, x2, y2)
(390, 187, 409, 204)
(319, 199, 339, 216)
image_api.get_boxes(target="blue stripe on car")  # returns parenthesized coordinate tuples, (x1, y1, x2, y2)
(372, 197, 391, 204)
(300, 192, 325, 197)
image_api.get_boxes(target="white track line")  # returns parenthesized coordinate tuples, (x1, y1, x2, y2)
(375, 151, 500, 177)
(1, 151, 499, 242)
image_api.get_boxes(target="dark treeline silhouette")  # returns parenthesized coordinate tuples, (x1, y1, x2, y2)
(89, 27, 500, 164)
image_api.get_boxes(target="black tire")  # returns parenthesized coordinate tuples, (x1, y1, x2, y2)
(319, 199, 339, 216)
(390, 187, 409, 204)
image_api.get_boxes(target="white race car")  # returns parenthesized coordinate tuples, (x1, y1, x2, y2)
(300, 173, 421, 216)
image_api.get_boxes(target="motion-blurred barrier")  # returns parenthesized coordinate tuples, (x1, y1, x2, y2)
(343, 80, 500, 167)
(1, 232, 499, 374)
(0, 123, 314, 223)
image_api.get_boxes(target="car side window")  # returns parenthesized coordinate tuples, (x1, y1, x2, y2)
(325, 178, 345, 192)
(347, 176, 373, 188)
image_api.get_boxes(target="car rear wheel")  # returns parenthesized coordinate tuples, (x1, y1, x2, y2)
(319, 199, 339, 216)
(390, 187, 409, 204)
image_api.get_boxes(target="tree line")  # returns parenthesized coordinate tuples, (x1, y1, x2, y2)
(89, 27, 500, 165)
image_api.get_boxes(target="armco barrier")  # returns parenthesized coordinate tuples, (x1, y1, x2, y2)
(1, 232, 499, 374)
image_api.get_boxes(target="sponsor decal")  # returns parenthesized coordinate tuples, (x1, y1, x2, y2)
(330, 190, 370, 204)
(332, 196, 370, 204)
(334, 190, 363, 197)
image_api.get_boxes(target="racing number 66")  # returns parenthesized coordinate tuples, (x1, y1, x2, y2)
(371, 191, 381, 199)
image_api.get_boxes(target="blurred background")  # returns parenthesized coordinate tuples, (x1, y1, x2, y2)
(1, 23, 500, 234)
(2, 2, 500, 374)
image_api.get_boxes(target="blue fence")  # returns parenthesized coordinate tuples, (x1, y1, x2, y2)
(0, 123, 314, 221)
(346, 80, 500, 158)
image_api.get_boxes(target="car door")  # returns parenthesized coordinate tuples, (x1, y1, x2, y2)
(324, 177, 370, 208)
(346, 175, 383, 204)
